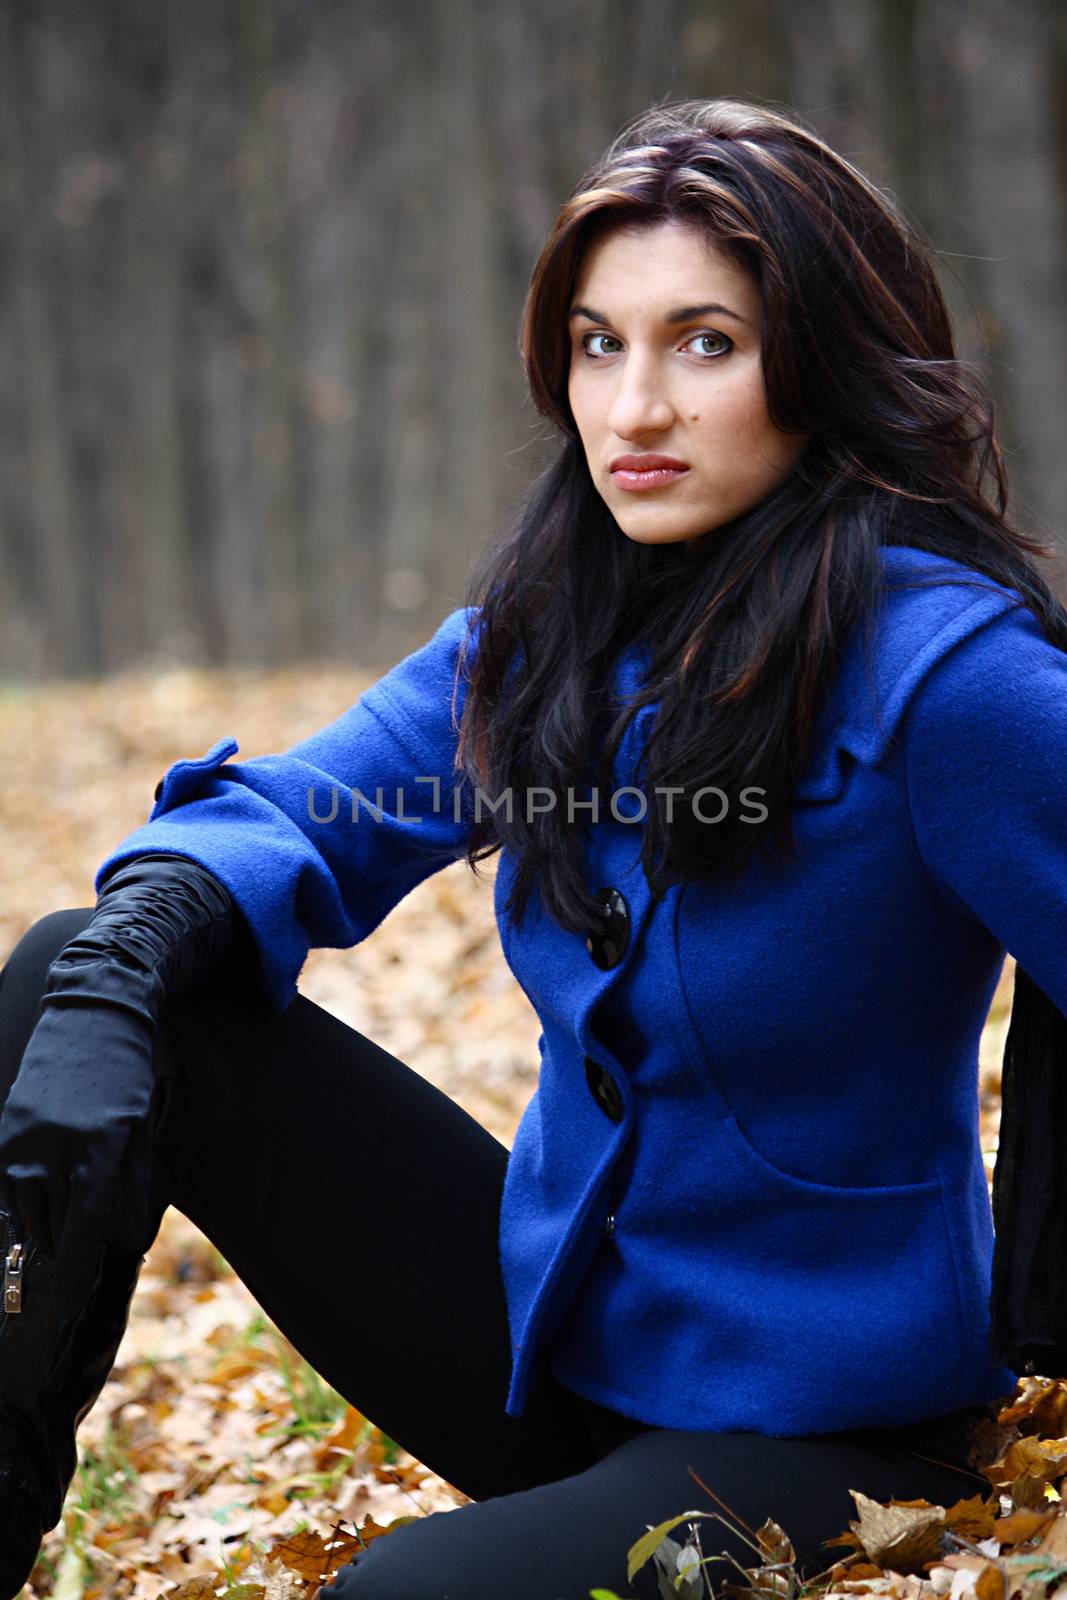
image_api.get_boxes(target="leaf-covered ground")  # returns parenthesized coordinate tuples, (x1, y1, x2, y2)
(0, 662, 1034, 1600)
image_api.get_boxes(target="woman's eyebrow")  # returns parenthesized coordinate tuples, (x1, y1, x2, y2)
(567, 301, 752, 328)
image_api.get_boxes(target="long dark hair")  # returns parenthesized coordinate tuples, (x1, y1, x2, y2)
(451, 95, 1067, 937)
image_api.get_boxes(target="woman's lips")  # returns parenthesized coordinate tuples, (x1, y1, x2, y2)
(611, 465, 690, 491)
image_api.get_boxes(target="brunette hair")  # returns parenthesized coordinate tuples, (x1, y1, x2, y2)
(451, 95, 1066, 937)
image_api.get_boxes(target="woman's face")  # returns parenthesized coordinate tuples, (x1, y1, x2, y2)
(566, 217, 809, 549)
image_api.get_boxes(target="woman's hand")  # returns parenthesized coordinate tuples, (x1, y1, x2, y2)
(0, 987, 160, 1310)
(0, 854, 236, 1315)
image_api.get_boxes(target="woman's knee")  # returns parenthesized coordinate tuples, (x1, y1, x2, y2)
(0, 908, 96, 1078)
(321, 1508, 498, 1600)
(3, 908, 96, 987)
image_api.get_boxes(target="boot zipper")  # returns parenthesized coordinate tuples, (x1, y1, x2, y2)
(4, 1242, 24, 1314)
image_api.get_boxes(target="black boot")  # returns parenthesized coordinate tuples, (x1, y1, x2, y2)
(0, 1207, 145, 1597)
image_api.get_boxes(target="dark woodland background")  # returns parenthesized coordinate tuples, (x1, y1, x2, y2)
(1, 0, 1065, 683)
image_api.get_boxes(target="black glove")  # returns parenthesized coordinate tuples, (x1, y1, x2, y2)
(0, 853, 237, 1315)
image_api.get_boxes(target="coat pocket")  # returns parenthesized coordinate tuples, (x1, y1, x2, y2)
(724, 1103, 941, 1197)
(570, 1103, 969, 1431)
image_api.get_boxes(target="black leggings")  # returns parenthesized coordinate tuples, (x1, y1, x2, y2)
(0, 909, 999, 1599)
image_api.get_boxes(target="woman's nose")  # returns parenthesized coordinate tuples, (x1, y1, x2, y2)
(606, 354, 674, 437)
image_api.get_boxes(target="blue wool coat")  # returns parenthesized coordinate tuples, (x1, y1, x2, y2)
(95, 544, 1058, 1435)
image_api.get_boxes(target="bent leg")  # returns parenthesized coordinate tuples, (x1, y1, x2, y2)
(0, 911, 601, 1502)
(139, 958, 601, 1500)
(324, 1414, 995, 1599)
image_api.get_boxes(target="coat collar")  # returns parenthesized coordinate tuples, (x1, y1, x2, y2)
(605, 547, 1024, 804)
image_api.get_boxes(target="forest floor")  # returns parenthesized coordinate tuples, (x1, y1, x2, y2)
(0, 661, 1035, 1600)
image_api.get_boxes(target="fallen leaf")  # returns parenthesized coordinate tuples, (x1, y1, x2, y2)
(846, 1490, 946, 1574)
(991, 1505, 1057, 1544)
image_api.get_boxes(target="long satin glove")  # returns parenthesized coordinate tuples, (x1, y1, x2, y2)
(0, 853, 239, 1317)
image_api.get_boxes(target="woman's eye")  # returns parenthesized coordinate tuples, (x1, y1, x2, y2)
(582, 332, 622, 358)
(682, 331, 731, 358)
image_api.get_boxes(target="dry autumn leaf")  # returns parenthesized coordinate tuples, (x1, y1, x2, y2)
(990, 1505, 1059, 1544)
(942, 1492, 999, 1543)
(972, 1566, 1005, 1600)
(267, 1528, 335, 1583)
(993, 1435, 1067, 1509)
(843, 1490, 947, 1574)
(755, 1516, 796, 1566)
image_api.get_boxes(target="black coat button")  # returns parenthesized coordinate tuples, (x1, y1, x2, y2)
(584, 1055, 624, 1122)
(585, 886, 630, 970)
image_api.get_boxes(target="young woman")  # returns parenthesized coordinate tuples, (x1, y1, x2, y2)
(1, 95, 1064, 1599)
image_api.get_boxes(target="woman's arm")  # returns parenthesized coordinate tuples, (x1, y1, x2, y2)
(93, 605, 480, 1013)
(901, 600, 1067, 1012)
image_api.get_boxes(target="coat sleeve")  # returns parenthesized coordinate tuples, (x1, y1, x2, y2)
(901, 599, 1067, 1014)
(93, 605, 481, 1012)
